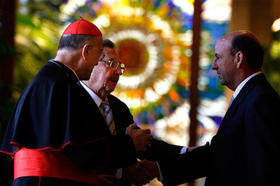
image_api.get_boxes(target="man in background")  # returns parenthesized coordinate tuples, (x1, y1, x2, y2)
(80, 39, 188, 185)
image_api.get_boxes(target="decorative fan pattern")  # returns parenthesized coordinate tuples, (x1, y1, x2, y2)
(60, 0, 231, 146)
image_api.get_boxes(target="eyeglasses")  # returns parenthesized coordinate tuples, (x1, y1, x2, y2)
(101, 59, 125, 74)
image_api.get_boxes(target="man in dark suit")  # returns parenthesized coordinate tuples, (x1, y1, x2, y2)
(158, 31, 280, 186)
(80, 39, 185, 185)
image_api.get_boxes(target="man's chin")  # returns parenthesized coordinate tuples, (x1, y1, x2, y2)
(220, 80, 228, 86)
(106, 85, 116, 93)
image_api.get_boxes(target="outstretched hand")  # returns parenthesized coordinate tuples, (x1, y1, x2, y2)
(138, 160, 159, 180)
(126, 123, 152, 151)
(123, 160, 159, 186)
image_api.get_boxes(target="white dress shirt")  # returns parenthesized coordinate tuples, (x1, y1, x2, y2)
(232, 71, 262, 99)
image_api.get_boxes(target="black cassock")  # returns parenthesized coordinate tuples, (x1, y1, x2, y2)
(1, 60, 136, 179)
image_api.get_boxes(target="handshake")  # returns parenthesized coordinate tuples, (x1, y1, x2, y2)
(96, 160, 160, 186)
(123, 159, 160, 186)
(124, 123, 160, 185)
(96, 123, 160, 186)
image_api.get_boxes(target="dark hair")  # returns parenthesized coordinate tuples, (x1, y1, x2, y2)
(103, 39, 115, 49)
(57, 34, 95, 50)
(230, 33, 264, 69)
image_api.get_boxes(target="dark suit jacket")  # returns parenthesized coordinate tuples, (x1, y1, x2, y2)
(108, 95, 184, 185)
(159, 74, 280, 186)
(65, 89, 183, 176)
(62, 92, 137, 174)
(108, 95, 183, 161)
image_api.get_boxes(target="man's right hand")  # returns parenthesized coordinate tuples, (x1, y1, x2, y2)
(125, 123, 152, 151)
(123, 160, 159, 186)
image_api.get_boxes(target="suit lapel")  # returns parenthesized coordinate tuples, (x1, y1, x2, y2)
(108, 95, 135, 135)
(218, 74, 264, 132)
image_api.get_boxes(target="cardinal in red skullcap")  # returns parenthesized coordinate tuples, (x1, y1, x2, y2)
(1, 18, 138, 185)
(62, 18, 102, 36)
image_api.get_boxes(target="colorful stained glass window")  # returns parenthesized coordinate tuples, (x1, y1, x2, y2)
(59, 0, 232, 146)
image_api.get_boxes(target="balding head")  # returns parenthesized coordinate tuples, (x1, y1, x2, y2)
(223, 31, 264, 70)
(212, 31, 263, 90)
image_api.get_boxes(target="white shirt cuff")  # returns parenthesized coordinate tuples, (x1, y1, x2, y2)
(180, 146, 188, 154)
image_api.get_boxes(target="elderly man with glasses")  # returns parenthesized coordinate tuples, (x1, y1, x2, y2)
(81, 39, 126, 109)
(78, 39, 185, 186)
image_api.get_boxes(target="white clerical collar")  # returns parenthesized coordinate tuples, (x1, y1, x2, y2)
(232, 71, 262, 99)
(79, 81, 103, 107)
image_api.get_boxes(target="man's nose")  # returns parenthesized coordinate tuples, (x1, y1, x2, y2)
(115, 65, 123, 75)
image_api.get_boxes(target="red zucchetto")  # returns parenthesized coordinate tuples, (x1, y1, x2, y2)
(62, 19, 102, 36)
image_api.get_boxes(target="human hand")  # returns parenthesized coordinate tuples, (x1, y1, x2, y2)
(125, 123, 152, 151)
(138, 160, 159, 180)
(96, 174, 120, 186)
(123, 160, 159, 186)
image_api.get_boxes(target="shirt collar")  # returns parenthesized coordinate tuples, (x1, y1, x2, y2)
(80, 81, 104, 107)
(232, 71, 262, 99)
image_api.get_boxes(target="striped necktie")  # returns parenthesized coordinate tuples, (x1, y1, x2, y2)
(100, 101, 115, 134)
